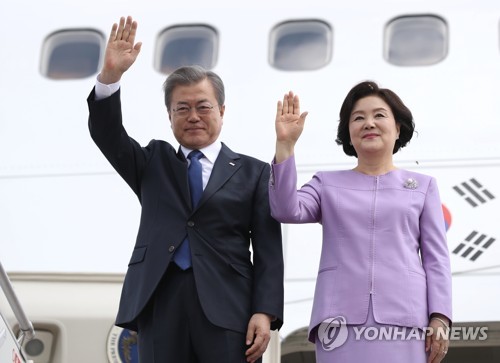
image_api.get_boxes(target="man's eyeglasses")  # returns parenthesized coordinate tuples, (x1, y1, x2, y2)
(172, 104, 215, 117)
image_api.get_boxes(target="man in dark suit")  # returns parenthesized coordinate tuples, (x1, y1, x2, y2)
(87, 16, 283, 363)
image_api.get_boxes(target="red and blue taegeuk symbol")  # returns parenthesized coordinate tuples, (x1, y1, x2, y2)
(442, 204, 452, 232)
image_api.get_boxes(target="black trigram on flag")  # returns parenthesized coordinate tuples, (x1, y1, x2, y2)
(453, 178, 495, 207)
(453, 231, 496, 261)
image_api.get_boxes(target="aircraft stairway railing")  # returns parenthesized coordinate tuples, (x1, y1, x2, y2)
(0, 260, 35, 360)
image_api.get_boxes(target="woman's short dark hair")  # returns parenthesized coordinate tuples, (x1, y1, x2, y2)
(163, 65, 225, 110)
(335, 81, 415, 157)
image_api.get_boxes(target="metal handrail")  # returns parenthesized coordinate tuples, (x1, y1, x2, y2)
(0, 260, 35, 343)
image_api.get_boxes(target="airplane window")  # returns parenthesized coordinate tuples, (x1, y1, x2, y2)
(40, 29, 105, 80)
(269, 20, 332, 71)
(155, 25, 218, 74)
(384, 15, 448, 66)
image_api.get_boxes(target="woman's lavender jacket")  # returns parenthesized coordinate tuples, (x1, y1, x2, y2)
(269, 156, 452, 343)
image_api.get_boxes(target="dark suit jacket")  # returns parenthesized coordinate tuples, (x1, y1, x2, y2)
(87, 89, 284, 333)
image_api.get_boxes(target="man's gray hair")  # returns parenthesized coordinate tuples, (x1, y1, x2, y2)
(163, 65, 225, 110)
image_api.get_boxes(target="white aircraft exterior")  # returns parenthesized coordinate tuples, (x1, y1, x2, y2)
(1, 0, 499, 362)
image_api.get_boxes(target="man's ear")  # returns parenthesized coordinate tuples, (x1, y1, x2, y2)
(219, 104, 225, 118)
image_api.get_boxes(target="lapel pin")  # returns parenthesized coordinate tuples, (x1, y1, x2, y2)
(229, 162, 235, 166)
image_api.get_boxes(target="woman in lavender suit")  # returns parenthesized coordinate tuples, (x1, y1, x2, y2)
(269, 81, 452, 363)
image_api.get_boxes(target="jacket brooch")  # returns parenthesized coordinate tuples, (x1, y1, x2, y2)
(404, 178, 418, 189)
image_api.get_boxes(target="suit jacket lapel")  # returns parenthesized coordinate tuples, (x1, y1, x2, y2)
(197, 143, 240, 209)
